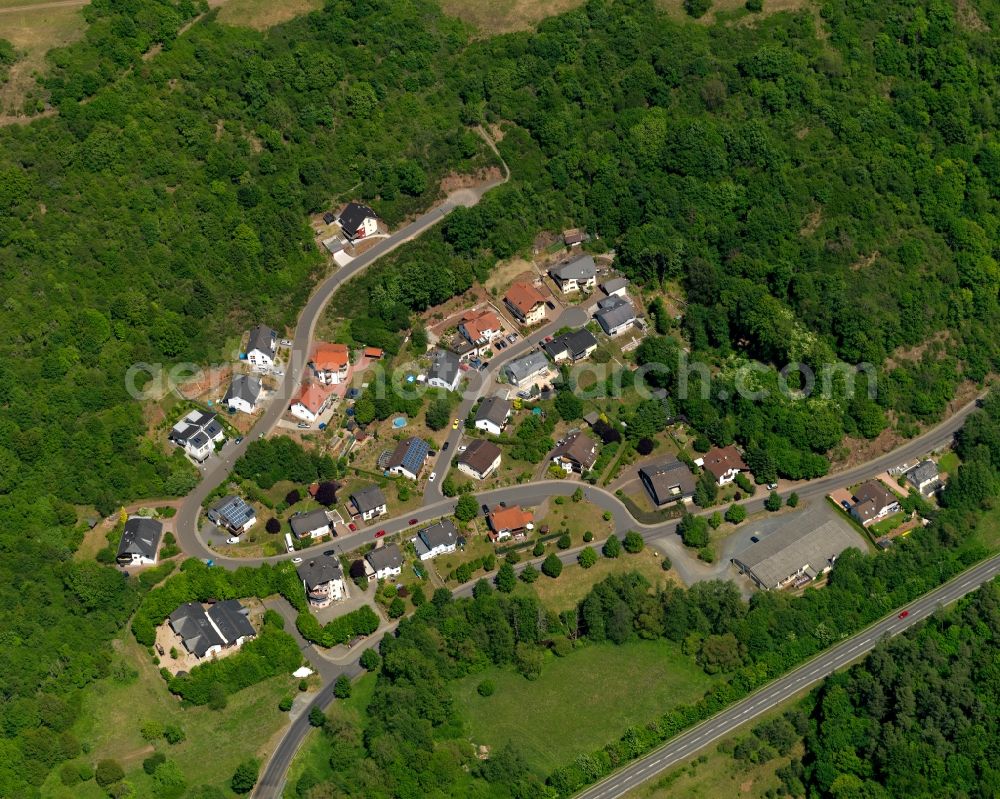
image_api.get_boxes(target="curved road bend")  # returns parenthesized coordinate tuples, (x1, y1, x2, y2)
(574, 551, 1000, 799)
(249, 392, 982, 798)
(175, 177, 507, 560)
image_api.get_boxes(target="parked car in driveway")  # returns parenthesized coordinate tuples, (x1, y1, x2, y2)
(428, 472, 437, 482)
(291, 557, 303, 564)
(226, 537, 241, 544)
(348, 522, 357, 531)
(507, 333, 517, 343)
(297, 422, 310, 428)
(375, 529, 386, 538)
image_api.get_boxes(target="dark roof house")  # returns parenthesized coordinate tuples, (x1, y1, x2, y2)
(594, 296, 636, 335)
(224, 374, 262, 407)
(456, 439, 503, 477)
(418, 519, 458, 551)
(366, 543, 404, 574)
(247, 325, 277, 360)
(289, 508, 331, 538)
(386, 437, 430, 478)
(542, 329, 598, 362)
(639, 458, 697, 505)
(296, 555, 344, 589)
(351, 485, 387, 515)
(116, 517, 163, 564)
(475, 396, 512, 430)
(550, 431, 599, 472)
(337, 202, 378, 238)
(168, 600, 254, 658)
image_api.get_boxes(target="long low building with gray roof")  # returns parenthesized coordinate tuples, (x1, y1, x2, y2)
(732, 518, 865, 590)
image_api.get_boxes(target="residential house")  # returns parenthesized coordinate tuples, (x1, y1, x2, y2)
(474, 396, 512, 436)
(700, 445, 747, 487)
(224, 374, 262, 414)
(594, 296, 637, 337)
(563, 228, 585, 247)
(290, 508, 332, 540)
(296, 555, 347, 608)
(427, 349, 461, 392)
(504, 281, 547, 326)
(456, 439, 502, 480)
(601, 277, 629, 297)
(850, 480, 901, 526)
(639, 457, 697, 506)
(549, 254, 597, 293)
(116, 516, 162, 566)
(486, 505, 534, 542)
(350, 485, 388, 521)
(364, 346, 384, 360)
(310, 343, 350, 385)
(168, 600, 256, 660)
(459, 309, 502, 347)
(246, 325, 277, 371)
(385, 437, 430, 481)
(550, 431, 599, 473)
(337, 202, 379, 242)
(542, 329, 599, 363)
(448, 334, 482, 362)
(169, 409, 225, 462)
(413, 519, 458, 561)
(365, 543, 404, 581)
(504, 351, 550, 386)
(905, 460, 941, 495)
(207, 495, 257, 534)
(290, 382, 331, 423)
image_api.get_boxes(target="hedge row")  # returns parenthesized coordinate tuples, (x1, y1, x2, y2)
(296, 605, 380, 648)
(131, 559, 305, 646)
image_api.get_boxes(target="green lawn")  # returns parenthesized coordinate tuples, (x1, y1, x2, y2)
(938, 450, 959, 476)
(41, 637, 296, 798)
(453, 639, 718, 774)
(869, 511, 907, 538)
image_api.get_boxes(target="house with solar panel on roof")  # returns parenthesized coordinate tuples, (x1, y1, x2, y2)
(385, 437, 430, 481)
(207, 495, 257, 535)
(169, 409, 225, 462)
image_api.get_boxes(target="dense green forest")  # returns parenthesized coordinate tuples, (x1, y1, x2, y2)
(1, 0, 1000, 795)
(286, 393, 1000, 798)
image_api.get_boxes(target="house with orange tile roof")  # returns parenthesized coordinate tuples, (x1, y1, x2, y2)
(459, 308, 502, 346)
(503, 281, 547, 326)
(309, 342, 350, 385)
(289, 382, 331, 423)
(486, 505, 534, 542)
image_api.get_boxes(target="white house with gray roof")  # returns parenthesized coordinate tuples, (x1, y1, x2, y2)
(246, 325, 277, 371)
(117, 516, 163, 566)
(365, 543, 404, 580)
(504, 351, 550, 386)
(905, 460, 940, 495)
(224, 374, 262, 414)
(594, 296, 636, 337)
(350, 485, 388, 521)
(413, 519, 458, 561)
(168, 600, 255, 660)
(289, 508, 332, 539)
(549, 254, 597, 293)
(169, 409, 225, 462)
(296, 555, 347, 608)
(427, 349, 461, 392)
(475, 396, 512, 436)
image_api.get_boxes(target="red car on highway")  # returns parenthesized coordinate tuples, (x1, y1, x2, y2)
(409, 518, 418, 525)
(898, 610, 909, 619)
(375, 529, 386, 538)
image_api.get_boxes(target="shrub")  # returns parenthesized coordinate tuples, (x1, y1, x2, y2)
(230, 759, 259, 795)
(787, 492, 799, 508)
(745, 0, 762, 10)
(308, 706, 325, 727)
(602, 535, 622, 558)
(698, 546, 716, 563)
(583, 530, 594, 542)
(163, 724, 185, 745)
(623, 531, 644, 553)
(661, 556, 672, 571)
(684, 0, 712, 17)
(360, 648, 381, 671)
(334, 675, 352, 698)
(557, 533, 572, 549)
(59, 762, 82, 786)
(284, 489, 301, 505)
(725, 504, 747, 525)
(95, 759, 124, 788)
(388, 597, 405, 618)
(142, 752, 167, 774)
(541, 553, 563, 578)
(532, 541, 545, 557)
(520, 564, 539, 583)
(265, 517, 281, 534)
(602, 511, 612, 522)
(735, 473, 754, 494)
(278, 696, 294, 712)
(578, 547, 598, 569)
(477, 679, 495, 697)
(298, 679, 308, 692)
(765, 491, 783, 512)
(636, 437, 654, 455)
(708, 512, 722, 530)
(140, 720, 164, 742)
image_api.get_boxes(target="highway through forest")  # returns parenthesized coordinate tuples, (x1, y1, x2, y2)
(572, 551, 1000, 799)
